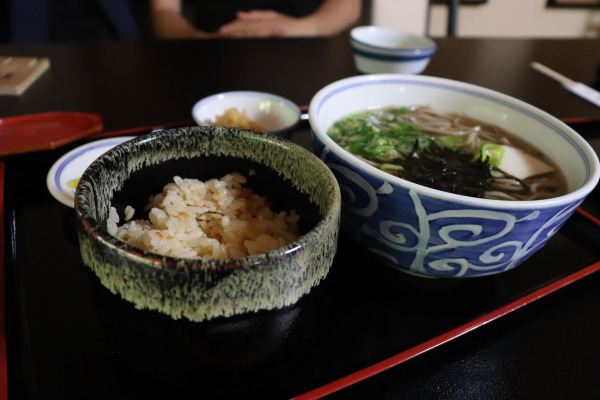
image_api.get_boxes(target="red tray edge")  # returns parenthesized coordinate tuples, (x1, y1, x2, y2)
(292, 257, 600, 399)
(1, 161, 7, 400)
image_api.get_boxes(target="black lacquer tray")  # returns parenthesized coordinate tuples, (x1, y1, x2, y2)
(3, 121, 600, 400)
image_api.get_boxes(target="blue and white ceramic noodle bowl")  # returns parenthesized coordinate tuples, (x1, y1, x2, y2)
(350, 26, 437, 74)
(309, 74, 600, 278)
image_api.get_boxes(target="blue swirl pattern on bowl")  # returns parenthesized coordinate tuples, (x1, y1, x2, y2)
(318, 148, 581, 278)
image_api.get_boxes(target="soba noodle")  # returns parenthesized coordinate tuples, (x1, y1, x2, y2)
(327, 106, 566, 201)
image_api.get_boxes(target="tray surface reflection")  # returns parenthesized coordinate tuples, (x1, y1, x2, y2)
(4, 122, 600, 399)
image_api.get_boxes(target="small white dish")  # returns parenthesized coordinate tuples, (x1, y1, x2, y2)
(47, 136, 135, 207)
(192, 91, 301, 135)
(350, 26, 437, 74)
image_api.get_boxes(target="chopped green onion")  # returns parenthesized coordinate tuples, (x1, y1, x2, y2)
(477, 144, 505, 166)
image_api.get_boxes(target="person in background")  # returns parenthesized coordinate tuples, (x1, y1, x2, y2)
(150, 0, 362, 39)
(6, 0, 141, 43)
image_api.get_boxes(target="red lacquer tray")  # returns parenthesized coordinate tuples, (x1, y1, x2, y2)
(0, 112, 102, 157)
(2, 121, 600, 400)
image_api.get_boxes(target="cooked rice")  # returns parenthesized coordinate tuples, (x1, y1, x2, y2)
(107, 173, 300, 259)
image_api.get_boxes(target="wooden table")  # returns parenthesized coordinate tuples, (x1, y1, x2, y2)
(2, 37, 600, 127)
(2, 36, 600, 400)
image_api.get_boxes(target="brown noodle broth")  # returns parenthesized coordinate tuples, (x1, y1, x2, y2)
(329, 106, 567, 201)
